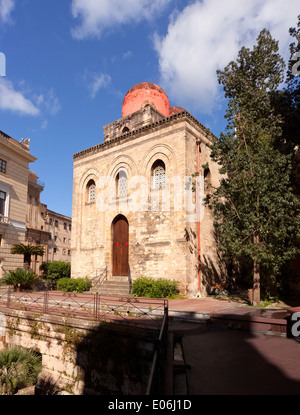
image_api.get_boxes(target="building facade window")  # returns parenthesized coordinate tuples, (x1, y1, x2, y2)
(116, 170, 127, 198)
(0, 159, 7, 174)
(87, 179, 96, 203)
(0, 191, 6, 216)
(204, 166, 211, 191)
(0, 181, 10, 219)
(152, 160, 166, 190)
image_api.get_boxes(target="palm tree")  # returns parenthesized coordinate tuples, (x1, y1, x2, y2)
(10, 243, 45, 269)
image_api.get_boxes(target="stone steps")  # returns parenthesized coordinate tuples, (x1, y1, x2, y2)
(90, 276, 131, 296)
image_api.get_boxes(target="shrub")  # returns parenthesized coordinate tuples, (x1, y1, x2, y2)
(57, 277, 92, 293)
(132, 277, 179, 299)
(40, 261, 71, 288)
(0, 346, 42, 395)
(1, 268, 39, 291)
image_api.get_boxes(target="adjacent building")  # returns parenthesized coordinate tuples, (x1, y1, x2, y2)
(26, 171, 72, 275)
(0, 131, 36, 278)
(0, 130, 72, 278)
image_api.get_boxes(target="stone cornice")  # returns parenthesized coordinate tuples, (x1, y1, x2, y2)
(0, 134, 36, 163)
(73, 111, 216, 161)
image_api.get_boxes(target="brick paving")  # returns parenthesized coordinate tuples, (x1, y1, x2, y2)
(167, 296, 300, 395)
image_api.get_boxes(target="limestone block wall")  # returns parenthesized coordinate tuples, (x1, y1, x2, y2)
(72, 114, 226, 295)
(72, 120, 190, 288)
(0, 307, 158, 395)
(185, 127, 226, 295)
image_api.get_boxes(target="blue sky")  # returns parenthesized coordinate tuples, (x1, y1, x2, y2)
(0, 0, 298, 218)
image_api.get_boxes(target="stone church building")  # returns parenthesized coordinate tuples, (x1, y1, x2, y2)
(71, 82, 224, 296)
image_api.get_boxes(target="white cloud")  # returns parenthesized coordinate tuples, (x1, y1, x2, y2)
(0, 0, 15, 24)
(35, 88, 61, 115)
(154, 0, 299, 113)
(85, 72, 112, 98)
(71, 0, 171, 39)
(123, 50, 133, 60)
(0, 78, 40, 116)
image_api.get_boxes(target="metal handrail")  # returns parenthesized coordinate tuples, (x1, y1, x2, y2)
(85, 266, 108, 290)
(146, 302, 169, 395)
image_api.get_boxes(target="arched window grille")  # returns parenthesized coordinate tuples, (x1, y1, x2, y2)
(87, 179, 96, 203)
(116, 169, 127, 198)
(152, 160, 166, 190)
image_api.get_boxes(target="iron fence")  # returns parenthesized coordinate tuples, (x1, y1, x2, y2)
(0, 288, 168, 328)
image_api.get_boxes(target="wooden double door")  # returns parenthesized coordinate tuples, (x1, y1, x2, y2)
(112, 215, 129, 276)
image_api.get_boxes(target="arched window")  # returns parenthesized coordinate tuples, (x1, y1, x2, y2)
(87, 179, 96, 203)
(203, 166, 211, 191)
(152, 160, 166, 190)
(122, 126, 130, 134)
(116, 169, 127, 198)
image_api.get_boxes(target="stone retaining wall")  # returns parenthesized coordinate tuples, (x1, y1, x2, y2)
(0, 306, 160, 395)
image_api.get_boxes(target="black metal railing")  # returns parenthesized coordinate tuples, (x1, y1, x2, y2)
(85, 266, 108, 289)
(146, 302, 169, 395)
(0, 288, 167, 328)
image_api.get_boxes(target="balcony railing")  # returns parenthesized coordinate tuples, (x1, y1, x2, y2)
(0, 215, 10, 225)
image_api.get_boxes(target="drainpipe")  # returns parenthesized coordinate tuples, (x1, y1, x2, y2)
(196, 139, 201, 296)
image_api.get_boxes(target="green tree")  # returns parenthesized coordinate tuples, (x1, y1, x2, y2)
(207, 29, 300, 305)
(40, 261, 71, 288)
(271, 15, 300, 194)
(10, 243, 45, 269)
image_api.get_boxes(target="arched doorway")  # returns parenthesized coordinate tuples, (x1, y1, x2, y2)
(112, 215, 129, 276)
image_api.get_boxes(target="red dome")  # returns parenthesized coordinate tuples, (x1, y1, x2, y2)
(122, 82, 171, 118)
(170, 106, 186, 115)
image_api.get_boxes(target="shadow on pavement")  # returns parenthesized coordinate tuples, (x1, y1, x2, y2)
(181, 325, 300, 395)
